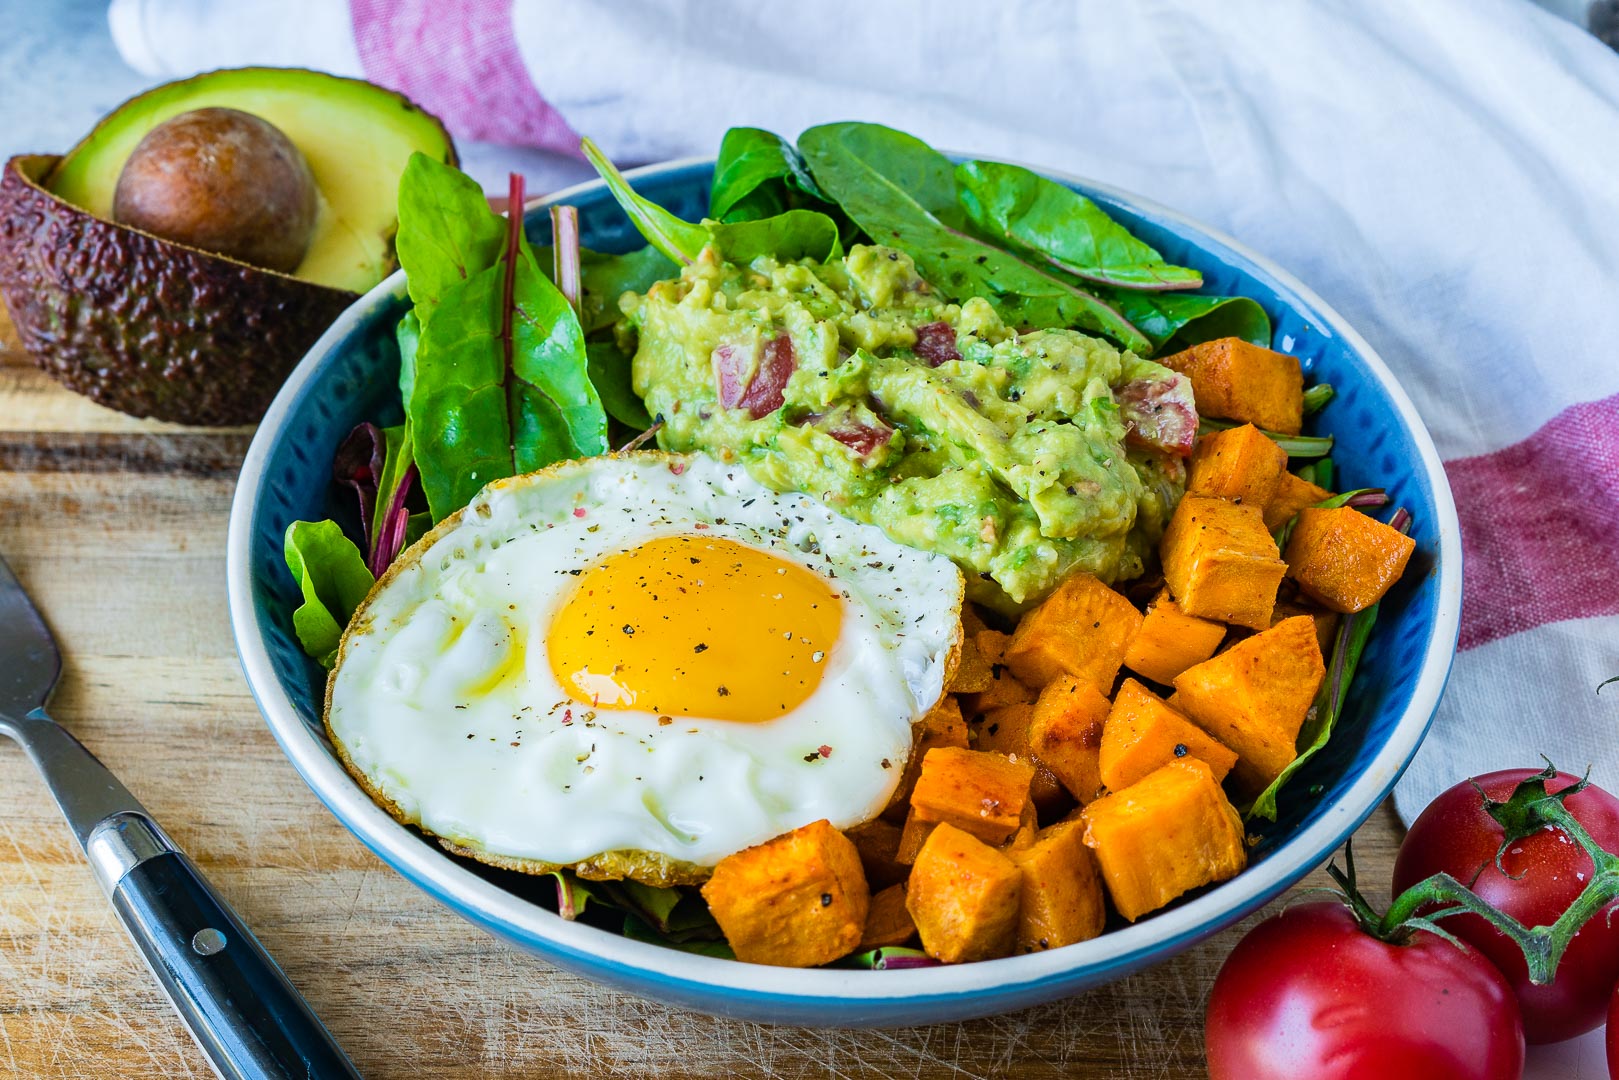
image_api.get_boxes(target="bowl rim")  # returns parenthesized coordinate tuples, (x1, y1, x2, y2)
(227, 154, 1463, 1009)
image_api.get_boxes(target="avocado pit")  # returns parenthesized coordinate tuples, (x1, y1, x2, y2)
(112, 106, 317, 273)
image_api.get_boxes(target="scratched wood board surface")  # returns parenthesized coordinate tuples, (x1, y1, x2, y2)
(0, 302, 1408, 1079)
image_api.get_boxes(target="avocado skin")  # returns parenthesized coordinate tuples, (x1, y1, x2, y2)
(0, 153, 355, 426)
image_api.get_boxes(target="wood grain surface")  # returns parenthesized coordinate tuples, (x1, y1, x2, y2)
(0, 300, 1407, 1079)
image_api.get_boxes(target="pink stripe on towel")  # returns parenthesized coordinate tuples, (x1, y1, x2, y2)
(1447, 393, 1619, 650)
(350, 0, 580, 155)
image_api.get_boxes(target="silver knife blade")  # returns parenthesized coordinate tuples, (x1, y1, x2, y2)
(0, 554, 150, 848)
(0, 553, 61, 721)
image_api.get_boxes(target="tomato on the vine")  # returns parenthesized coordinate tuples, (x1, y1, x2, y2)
(1393, 769, 1619, 1043)
(1607, 985, 1618, 1080)
(1205, 902, 1525, 1080)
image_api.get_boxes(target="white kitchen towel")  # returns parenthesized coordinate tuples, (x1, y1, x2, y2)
(107, 0, 1619, 819)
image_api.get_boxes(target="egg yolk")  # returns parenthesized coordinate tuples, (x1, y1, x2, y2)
(548, 534, 843, 723)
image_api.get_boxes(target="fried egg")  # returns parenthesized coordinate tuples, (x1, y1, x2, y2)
(326, 453, 963, 883)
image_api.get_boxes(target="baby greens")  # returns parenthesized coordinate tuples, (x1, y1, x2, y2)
(581, 137, 841, 266)
(956, 160, 1203, 291)
(797, 123, 1154, 355)
(710, 126, 832, 222)
(284, 519, 375, 668)
(398, 160, 607, 521)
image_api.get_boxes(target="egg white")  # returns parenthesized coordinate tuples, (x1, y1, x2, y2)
(326, 453, 963, 876)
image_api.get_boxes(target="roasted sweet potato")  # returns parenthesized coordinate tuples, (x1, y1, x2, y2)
(859, 883, 918, 950)
(971, 703, 1071, 818)
(847, 817, 908, 890)
(1187, 423, 1289, 511)
(700, 819, 870, 966)
(1160, 494, 1286, 629)
(895, 808, 936, 866)
(1284, 506, 1416, 613)
(949, 630, 996, 693)
(1004, 571, 1143, 689)
(1080, 758, 1248, 921)
(1263, 470, 1334, 532)
(1100, 678, 1238, 791)
(1027, 675, 1110, 805)
(1171, 615, 1326, 789)
(906, 822, 1023, 963)
(1272, 598, 1340, 657)
(908, 746, 1036, 846)
(884, 696, 971, 822)
(1006, 819, 1106, 952)
(1159, 337, 1304, 435)
(1122, 587, 1227, 685)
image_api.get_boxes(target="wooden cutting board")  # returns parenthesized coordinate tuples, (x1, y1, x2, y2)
(0, 302, 1405, 1079)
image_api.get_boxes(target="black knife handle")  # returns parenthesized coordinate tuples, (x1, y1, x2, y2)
(109, 848, 363, 1080)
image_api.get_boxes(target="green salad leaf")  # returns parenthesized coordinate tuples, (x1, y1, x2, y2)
(395, 153, 507, 317)
(1101, 289, 1272, 353)
(582, 138, 841, 267)
(396, 157, 607, 521)
(956, 160, 1203, 291)
(567, 244, 678, 333)
(587, 340, 653, 429)
(797, 122, 1152, 354)
(284, 519, 375, 667)
(1248, 603, 1380, 822)
(710, 126, 831, 222)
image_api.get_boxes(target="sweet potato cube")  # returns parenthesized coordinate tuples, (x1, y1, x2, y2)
(1272, 598, 1340, 657)
(884, 696, 970, 821)
(847, 818, 908, 890)
(700, 819, 870, 966)
(1284, 506, 1416, 614)
(1123, 588, 1227, 685)
(1187, 423, 1289, 511)
(975, 629, 1012, 667)
(961, 604, 992, 638)
(1027, 675, 1110, 804)
(895, 809, 937, 866)
(906, 822, 1023, 963)
(909, 746, 1036, 845)
(1159, 337, 1304, 435)
(1004, 572, 1143, 690)
(965, 669, 1036, 710)
(1172, 616, 1326, 789)
(1081, 759, 1248, 921)
(1007, 819, 1106, 952)
(1263, 470, 1334, 532)
(1160, 494, 1286, 629)
(949, 630, 995, 693)
(1100, 679, 1238, 791)
(972, 703, 1070, 818)
(859, 883, 918, 950)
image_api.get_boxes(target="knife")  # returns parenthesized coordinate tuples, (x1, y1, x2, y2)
(0, 553, 362, 1080)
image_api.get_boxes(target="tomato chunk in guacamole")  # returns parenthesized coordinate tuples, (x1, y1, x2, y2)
(619, 244, 1196, 612)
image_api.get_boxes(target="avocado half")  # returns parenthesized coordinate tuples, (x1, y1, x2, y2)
(0, 68, 456, 425)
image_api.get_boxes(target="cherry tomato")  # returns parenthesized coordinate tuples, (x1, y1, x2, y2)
(1607, 985, 1617, 1080)
(1205, 902, 1524, 1080)
(1393, 769, 1619, 1043)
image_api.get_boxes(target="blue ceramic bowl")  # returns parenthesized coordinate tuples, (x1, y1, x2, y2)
(227, 157, 1461, 1027)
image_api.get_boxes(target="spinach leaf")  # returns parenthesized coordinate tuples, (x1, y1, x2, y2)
(284, 519, 375, 667)
(711, 127, 831, 222)
(587, 340, 652, 429)
(1103, 289, 1271, 354)
(956, 160, 1202, 291)
(395, 152, 506, 316)
(582, 136, 840, 266)
(1248, 603, 1380, 822)
(797, 122, 1151, 354)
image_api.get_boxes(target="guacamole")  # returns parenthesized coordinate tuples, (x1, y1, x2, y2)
(620, 244, 1195, 611)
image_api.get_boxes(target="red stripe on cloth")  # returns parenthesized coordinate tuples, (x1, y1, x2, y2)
(1447, 393, 1619, 650)
(350, 0, 580, 155)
